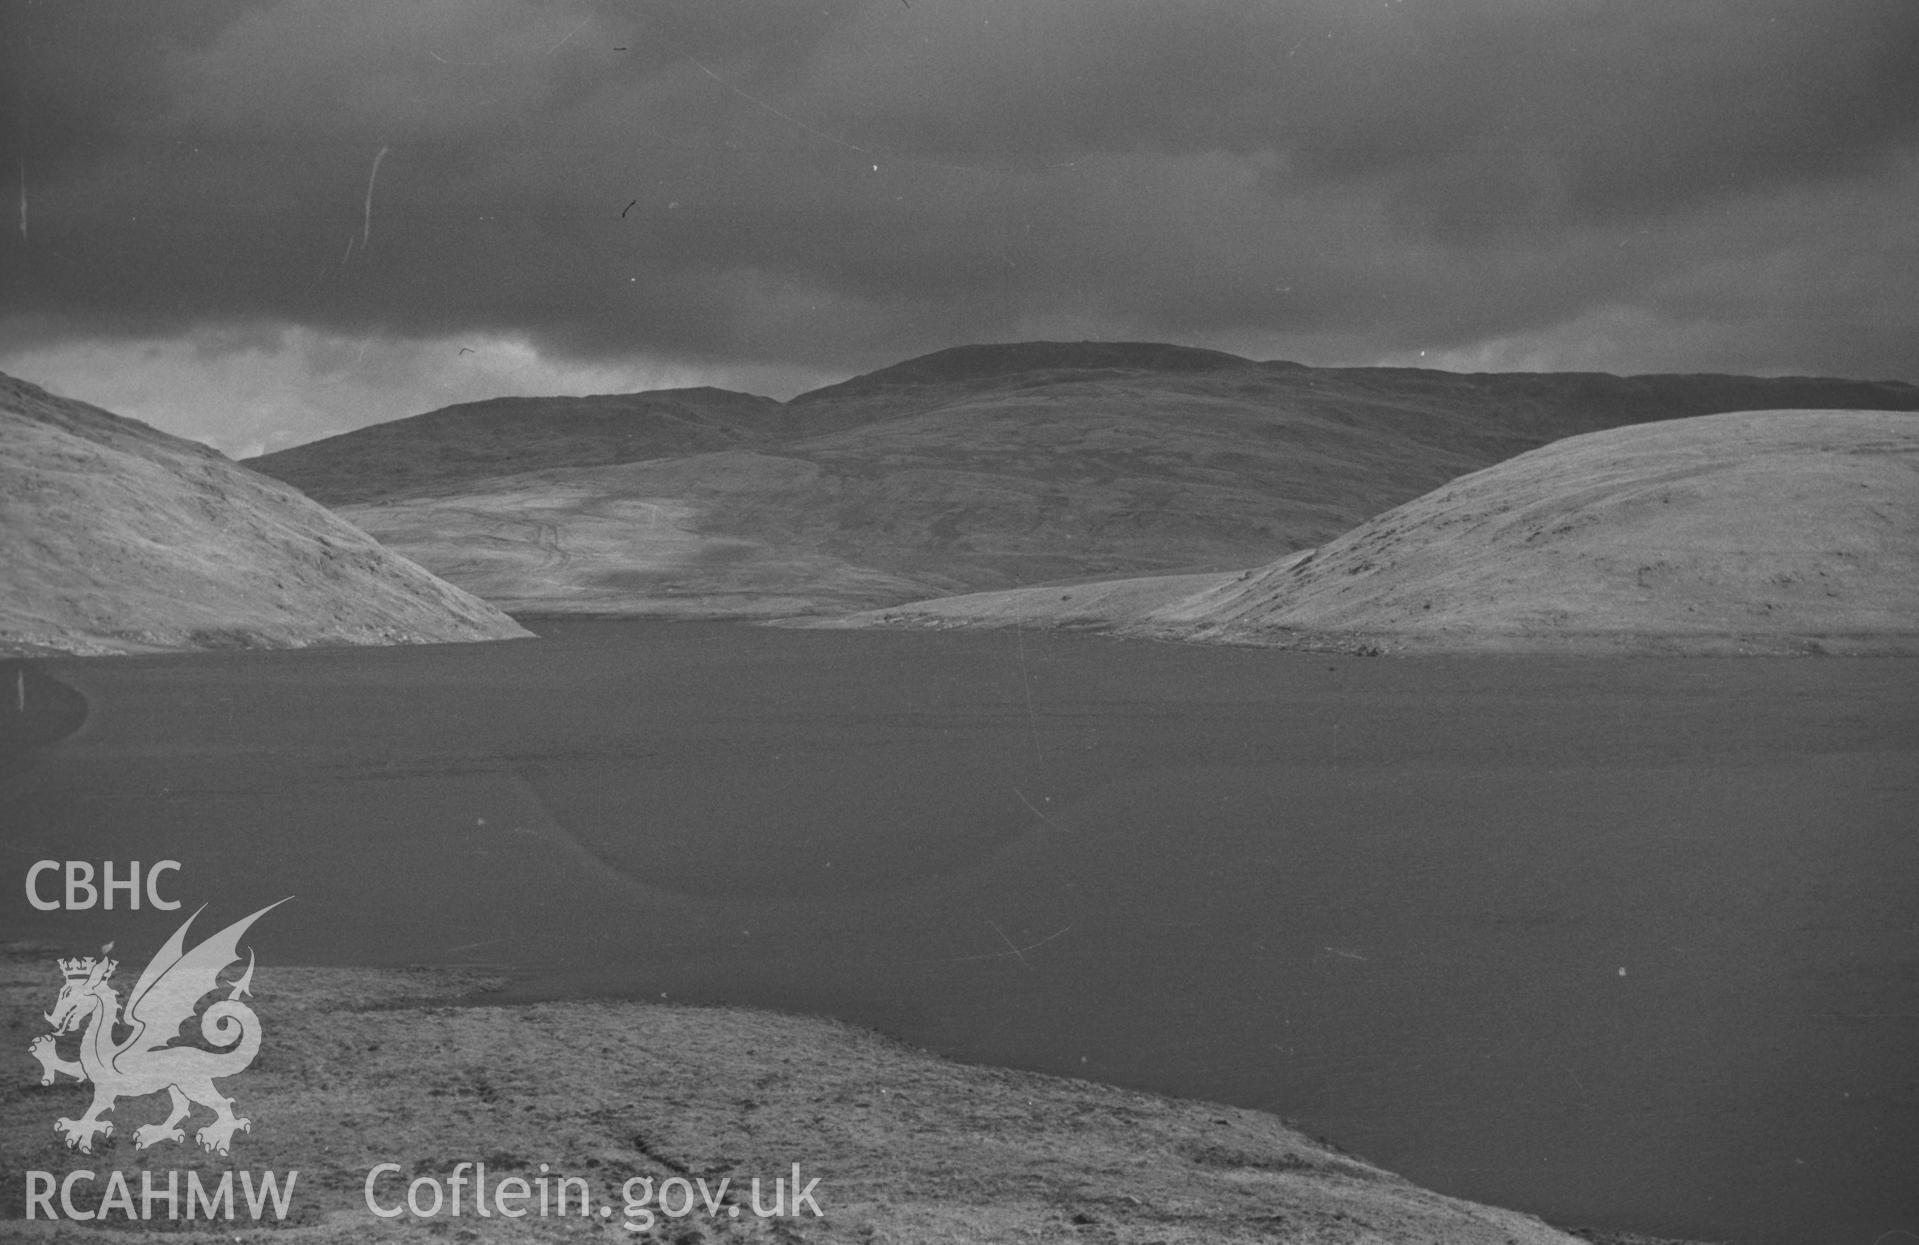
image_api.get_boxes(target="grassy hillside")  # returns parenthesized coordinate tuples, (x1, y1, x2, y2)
(839, 409, 1919, 656)
(0, 373, 532, 656)
(246, 343, 1919, 619)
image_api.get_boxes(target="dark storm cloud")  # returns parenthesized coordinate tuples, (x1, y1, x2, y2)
(796, 2, 1919, 217)
(4, 0, 1917, 384)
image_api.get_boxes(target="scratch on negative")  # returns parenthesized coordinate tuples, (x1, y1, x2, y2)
(1014, 620, 1041, 754)
(1013, 787, 1068, 831)
(949, 921, 1073, 970)
(546, 17, 591, 57)
(362, 145, 391, 246)
(445, 937, 511, 954)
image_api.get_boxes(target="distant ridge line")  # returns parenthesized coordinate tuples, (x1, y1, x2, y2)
(789, 340, 1256, 402)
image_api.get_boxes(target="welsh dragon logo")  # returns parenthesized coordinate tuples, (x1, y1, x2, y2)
(29, 900, 287, 1156)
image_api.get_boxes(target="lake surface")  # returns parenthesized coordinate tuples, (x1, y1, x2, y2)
(5, 621, 1915, 1243)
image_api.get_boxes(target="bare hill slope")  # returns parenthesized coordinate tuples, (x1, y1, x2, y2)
(245, 344, 1919, 618)
(254, 386, 787, 506)
(0, 373, 531, 656)
(849, 409, 1919, 655)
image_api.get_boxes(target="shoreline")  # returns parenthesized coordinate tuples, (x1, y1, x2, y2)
(1, 956, 1713, 1243)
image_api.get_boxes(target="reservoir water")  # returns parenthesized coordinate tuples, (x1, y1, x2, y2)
(5, 620, 1915, 1243)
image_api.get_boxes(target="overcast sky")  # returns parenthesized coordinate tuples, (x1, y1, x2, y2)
(3, 1, 1915, 455)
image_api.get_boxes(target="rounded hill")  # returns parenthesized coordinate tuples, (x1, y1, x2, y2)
(0, 372, 531, 656)
(1153, 409, 1919, 654)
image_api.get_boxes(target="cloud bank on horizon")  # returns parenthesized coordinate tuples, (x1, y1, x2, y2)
(3, 0, 1915, 454)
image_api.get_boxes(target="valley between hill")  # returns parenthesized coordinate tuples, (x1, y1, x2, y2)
(247, 343, 1919, 627)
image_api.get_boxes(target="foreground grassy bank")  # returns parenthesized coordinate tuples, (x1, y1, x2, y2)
(1, 955, 1705, 1243)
